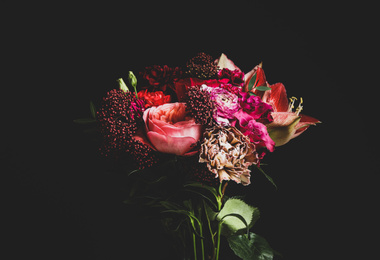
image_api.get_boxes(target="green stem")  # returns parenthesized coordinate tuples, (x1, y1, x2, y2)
(215, 221, 223, 260)
(192, 232, 198, 260)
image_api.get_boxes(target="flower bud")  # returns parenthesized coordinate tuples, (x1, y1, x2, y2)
(128, 71, 137, 89)
(117, 78, 129, 93)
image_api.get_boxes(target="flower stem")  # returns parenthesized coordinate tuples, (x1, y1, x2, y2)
(193, 232, 197, 260)
(215, 221, 223, 260)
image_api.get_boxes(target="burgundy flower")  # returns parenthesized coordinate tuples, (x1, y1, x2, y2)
(185, 85, 215, 126)
(186, 52, 218, 79)
(142, 65, 182, 92)
(97, 89, 140, 157)
(97, 89, 158, 169)
(218, 68, 245, 87)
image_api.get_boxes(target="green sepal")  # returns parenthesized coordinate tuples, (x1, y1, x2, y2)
(216, 198, 260, 236)
(227, 232, 277, 260)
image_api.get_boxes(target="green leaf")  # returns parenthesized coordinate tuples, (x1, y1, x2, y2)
(255, 86, 272, 92)
(227, 232, 276, 260)
(73, 118, 97, 124)
(251, 164, 277, 190)
(216, 198, 260, 236)
(90, 101, 96, 119)
(248, 73, 257, 92)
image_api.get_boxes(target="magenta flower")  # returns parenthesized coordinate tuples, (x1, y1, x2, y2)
(238, 91, 273, 124)
(201, 85, 240, 126)
(234, 109, 275, 154)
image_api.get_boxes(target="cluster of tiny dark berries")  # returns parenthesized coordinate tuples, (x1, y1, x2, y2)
(97, 89, 137, 157)
(185, 85, 215, 126)
(97, 89, 158, 169)
(186, 52, 218, 79)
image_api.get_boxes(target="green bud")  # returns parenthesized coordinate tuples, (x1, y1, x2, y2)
(117, 78, 129, 93)
(128, 71, 137, 89)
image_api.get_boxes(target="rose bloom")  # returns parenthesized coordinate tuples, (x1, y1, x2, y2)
(137, 89, 171, 108)
(201, 85, 240, 126)
(143, 102, 203, 156)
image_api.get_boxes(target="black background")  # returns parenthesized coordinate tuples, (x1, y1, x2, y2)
(4, 1, 378, 259)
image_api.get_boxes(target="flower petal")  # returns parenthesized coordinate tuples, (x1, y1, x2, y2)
(266, 112, 301, 146)
(216, 53, 241, 71)
(147, 131, 197, 156)
(266, 83, 289, 112)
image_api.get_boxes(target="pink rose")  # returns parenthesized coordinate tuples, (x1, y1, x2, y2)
(143, 102, 203, 156)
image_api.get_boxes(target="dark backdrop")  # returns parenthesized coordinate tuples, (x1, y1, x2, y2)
(4, 1, 378, 259)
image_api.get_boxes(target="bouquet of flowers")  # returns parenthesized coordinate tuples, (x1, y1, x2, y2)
(75, 52, 319, 259)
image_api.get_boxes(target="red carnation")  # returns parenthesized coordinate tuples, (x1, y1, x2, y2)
(137, 89, 171, 108)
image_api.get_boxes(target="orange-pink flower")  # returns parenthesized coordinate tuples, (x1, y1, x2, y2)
(143, 102, 203, 156)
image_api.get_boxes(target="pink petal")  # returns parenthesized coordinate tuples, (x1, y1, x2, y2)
(147, 131, 197, 156)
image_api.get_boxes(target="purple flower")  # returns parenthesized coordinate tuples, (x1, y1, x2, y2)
(201, 85, 240, 126)
(238, 91, 273, 124)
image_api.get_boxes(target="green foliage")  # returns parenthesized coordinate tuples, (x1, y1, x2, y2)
(248, 73, 257, 92)
(227, 232, 276, 260)
(216, 198, 260, 236)
(255, 86, 272, 92)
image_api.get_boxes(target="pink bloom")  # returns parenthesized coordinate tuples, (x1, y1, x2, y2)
(201, 85, 240, 126)
(234, 109, 275, 153)
(238, 91, 273, 124)
(143, 102, 203, 156)
(216, 53, 320, 146)
(261, 83, 321, 146)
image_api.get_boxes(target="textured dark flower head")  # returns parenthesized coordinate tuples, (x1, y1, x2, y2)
(186, 52, 218, 79)
(97, 89, 140, 156)
(142, 65, 182, 92)
(185, 85, 216, 126)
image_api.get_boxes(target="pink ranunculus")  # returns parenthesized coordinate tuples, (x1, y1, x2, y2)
(143, 102, 203, 156)
(201, 85, 241, 126)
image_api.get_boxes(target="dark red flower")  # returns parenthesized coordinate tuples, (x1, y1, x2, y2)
(218, 68, 245, 87)
(142, 65, 182, 92)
